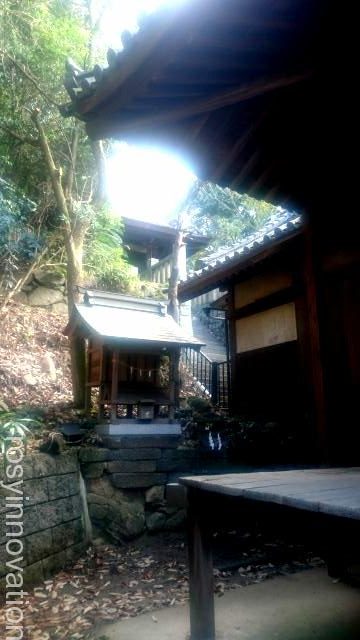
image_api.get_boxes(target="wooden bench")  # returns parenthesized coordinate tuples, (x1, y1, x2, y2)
(180, 468, 360, 640)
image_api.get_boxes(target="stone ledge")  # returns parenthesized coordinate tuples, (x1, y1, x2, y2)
(111, 472, 167, 489)
(107, 460, 156, 473)
(108, 448, 162, 461)
(102, 435, 182, 449)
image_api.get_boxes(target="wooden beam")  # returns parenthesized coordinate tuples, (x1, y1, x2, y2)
(174, 40, 285, 68)
(247, 165, 273, 199)
(200, 13, 294, 31)
(230, 150, 260, 189)
(211, 115, 264, 182)
(143, 85, 208, 98)
(86, 71, 312, 140)
(152, 70, 265, 86)
(185, 113, 212, 143)
(231, 286, 297, 320)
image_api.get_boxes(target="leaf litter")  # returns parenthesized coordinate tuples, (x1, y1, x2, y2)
(0, 531, 324, 640)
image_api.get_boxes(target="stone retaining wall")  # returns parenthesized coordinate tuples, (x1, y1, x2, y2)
(0, 451, 86, 587)
(79, 437, 200, 542)
(0, 439, 201, 588)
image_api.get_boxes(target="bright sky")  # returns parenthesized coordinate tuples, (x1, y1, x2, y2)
(106, 143, 195, 224)
(99, 0, 195, 225)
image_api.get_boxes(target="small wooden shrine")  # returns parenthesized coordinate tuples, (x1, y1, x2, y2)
(65, 289, 203, 434)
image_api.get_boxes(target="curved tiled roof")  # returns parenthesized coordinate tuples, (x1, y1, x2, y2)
(64, 289, 204, 348)
(61, 5, 180, 117)
(178, 210, 303, 299)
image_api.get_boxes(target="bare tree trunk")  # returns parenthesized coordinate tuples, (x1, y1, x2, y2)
(168, 229, 183, 324)
(31, 109, 86, 408)
(90, 139, 107, 205)
(0, 246, 47, 312)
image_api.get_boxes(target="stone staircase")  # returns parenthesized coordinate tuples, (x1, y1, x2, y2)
(181, 313, 229, 408)
(192, 315, 227, 363)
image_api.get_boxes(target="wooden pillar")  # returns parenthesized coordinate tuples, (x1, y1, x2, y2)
(303, 229, 328, 460)
(187, 488, 215, 640)
(110, 348, 119, 422)
(227, 285, 237, 414)
(169, 349, 180, 422)
(211, 361, 219, 406)
(146, 244, 153, 280)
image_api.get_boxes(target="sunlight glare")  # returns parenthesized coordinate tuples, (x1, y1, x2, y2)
(99, 0, 186, 48)
(107, 143, 196, 225)
(99, 1, 195, 225)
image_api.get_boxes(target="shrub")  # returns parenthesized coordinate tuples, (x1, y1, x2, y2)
(0, 401, 41, 454)
(0, 177, 42, 290)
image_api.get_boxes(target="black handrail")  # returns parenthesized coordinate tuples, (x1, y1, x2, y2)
(181, 348, 229, 408)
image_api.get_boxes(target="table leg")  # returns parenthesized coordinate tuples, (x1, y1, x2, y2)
(187, 489, 215, 640)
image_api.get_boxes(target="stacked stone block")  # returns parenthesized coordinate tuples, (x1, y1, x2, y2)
(79, 436, 200, 541)
(0, 451, 86, 586)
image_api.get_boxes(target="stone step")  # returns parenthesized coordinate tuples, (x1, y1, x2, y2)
(192, 317, 227, 363)
(101, 435, 182, 449)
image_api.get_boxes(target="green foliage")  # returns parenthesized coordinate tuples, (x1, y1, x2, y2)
(84, 209, 134, 290)
(227, 418, 300, 464)
(0, 0, 90, 195)
(0, 401, 41, 454)
(0, 177, 43, 289)
(83, 209, 166, 298)
(187, 397, 213, 414)
(0, 1, 121, 302)
(180, 403, 303, 463)
(186, 181, 279, 259)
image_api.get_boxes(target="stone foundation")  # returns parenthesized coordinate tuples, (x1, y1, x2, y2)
(0, 451, 87, 588)
(0, 439, 200, 588)
(79, 438, 200, 542)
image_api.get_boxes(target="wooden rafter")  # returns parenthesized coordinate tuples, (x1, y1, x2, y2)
(230, 151, 261, 190)
(86, 71, 312, 139)
(211, 114, 265, 182)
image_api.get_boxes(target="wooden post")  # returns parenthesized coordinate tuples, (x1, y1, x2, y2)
(169, 349, 180, 422)
(168, 229, 184, 324)
(187, 488, 215, 640)
(303, 229, 328, 460)
(227, 285, 237, 414)
(211, 361, 219, 406)
(110, 349, 119, 422)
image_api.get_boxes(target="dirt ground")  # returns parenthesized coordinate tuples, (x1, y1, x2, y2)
(0, 528, 326, 640)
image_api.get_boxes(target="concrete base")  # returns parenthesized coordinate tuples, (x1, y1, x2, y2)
(96, 422, 182, 436)
(97, 568, 360, 640)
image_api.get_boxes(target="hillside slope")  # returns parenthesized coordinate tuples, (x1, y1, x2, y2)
(0, 302, 72, 410)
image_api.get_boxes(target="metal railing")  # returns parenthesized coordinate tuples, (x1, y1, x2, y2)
(181, 348, 230, 409)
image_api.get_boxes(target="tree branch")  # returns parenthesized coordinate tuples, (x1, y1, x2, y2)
(0, 49, 61, 107)
(0, 124, 39, 147)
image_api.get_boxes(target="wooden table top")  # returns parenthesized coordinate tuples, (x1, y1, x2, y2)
(180, 468, 360, 520)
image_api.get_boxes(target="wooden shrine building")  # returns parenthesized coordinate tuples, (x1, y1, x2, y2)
(61, 0, 359, 462)
(65, 289, 203, 434)
(122, 216, 207, 281)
